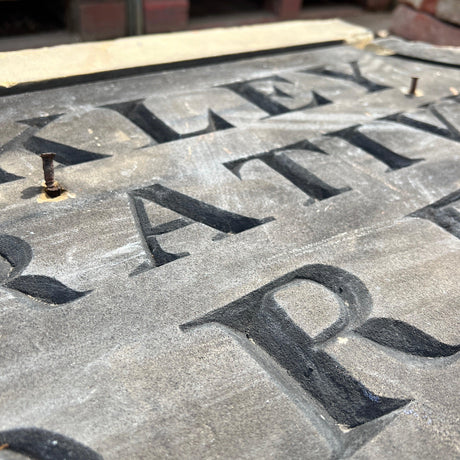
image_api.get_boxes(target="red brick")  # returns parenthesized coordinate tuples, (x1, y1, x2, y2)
(143, 0, 189, 34)
(78, 0, 126, 40)
(421, 0, 439, 15)
(391, 4, 460, 46)
(265, 0, 302, 19)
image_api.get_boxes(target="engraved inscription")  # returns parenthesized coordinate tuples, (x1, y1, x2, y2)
(0, 234, 90, 304)
(224, 140, 351, 202)
(356, 318, 460, 357)
(0, 38, 459, 460)
(19, 115, 110, 165)
(0, 114, 109, 183)
(386, 105, 460, 143)
(409, 189, 460, 239)
(0, 167, 23, 185)
(104, 100, 233, 144)
(181, 264, 459, 457)
(0, 428, 102, 460)
(129, 184, 274, 273)
(302, 61, 389, 93)
(329, 125, 422, 171)
(223, 75, 331, 116)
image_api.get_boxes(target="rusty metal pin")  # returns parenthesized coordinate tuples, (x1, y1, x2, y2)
(40, 153, 55, 188)
(409, 76, 419, 96)
(40, 153, 61, 198)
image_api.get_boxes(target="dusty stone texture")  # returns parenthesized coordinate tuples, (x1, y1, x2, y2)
(391, 4, 460, 46)
(0, 19, 372, 89)
(400, 0, 460, 26)
(0, 40, 459, 459)
(375, 37, 460, 66)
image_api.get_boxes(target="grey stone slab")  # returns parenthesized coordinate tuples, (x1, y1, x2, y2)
(0, 41, 459, 460)
(36, 109, 152, 154)
(0, 44, 363, 122)
(428, 99, 460, 135)
(376, 37, 460, 66)
(143, 88, 268, 135)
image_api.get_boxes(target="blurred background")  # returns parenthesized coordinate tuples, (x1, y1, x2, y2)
(0, 0, 458, 51)
(0, 0, 394, 50)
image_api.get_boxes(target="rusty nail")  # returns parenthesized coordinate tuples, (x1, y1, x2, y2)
(409, 76, 419, 96)
(40, 153, 61, 198)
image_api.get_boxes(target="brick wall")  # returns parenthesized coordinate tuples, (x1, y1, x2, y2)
(72, 0, 393, 41)
(73, 0, 126, 40)
(143, 0, 188, 34)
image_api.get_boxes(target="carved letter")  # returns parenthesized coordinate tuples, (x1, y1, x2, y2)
(302, 61, 389, 93)
(181, 264, 459, 457)
(103, 100, 233, 144)
(223, 76, 331, 116)
(0, 234, 90, 304)
(409, 189, 460, 239)
(224, 140, 351, 202)
(129, 184, 273, 273)
(387, 105, 460, 143)
(329, 125, 422, 171)
(0, 428, 102, 460)
(0, 114, 108, 185)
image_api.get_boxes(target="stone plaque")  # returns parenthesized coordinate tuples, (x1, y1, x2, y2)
(0, 38, 459, 459)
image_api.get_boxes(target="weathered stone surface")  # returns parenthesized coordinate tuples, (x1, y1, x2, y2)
(375, 37, 460, 66)
(391, 4, 460, 46)
(0, 20, 372, 90)
(0, 39, 459, 459)
(400, 0, 460, 26)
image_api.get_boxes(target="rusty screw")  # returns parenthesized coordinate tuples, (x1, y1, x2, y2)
(409, 76, 419, 96)
(40, 153, 61, 198)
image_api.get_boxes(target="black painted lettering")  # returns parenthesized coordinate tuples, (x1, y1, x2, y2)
(0, 168, 23, 185)
(181, 264, 459, 456)
(223, 76, 331, 116)
(387, 105, 460, 142)
(0, 116, 60, 184)
(18, 115, 110, 165)
(355, 318, 460, 357)
(224, 140, 351, 201)
(0, 114, 108, 184)
(302, 61, 389, 93)
(409, 189, 460, 239)
(0, 234, 90, 304)
(0, 428, 102, 460)
(103, 100, 233, 144)
(329, 125, 422, 171)
(129, 184, 273, 273)
(181, 265, 409, 428)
